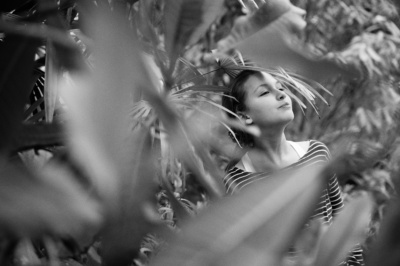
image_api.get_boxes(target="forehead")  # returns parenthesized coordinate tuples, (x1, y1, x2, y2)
(243, 72, 277, 93)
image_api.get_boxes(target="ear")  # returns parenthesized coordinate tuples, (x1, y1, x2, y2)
(237, 111, 253, 125)
(237, 111, 248, 119)
(245, 117, 253, 125)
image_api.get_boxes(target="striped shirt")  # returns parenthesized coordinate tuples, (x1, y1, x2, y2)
(223, 140, 364, 265)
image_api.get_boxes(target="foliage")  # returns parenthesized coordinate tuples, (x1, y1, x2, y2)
(1, 0, 400, 266)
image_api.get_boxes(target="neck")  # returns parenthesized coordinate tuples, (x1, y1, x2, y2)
(253, 126, 290, 162)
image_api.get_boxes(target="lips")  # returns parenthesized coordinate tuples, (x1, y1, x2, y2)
(278, 103, 291, 109)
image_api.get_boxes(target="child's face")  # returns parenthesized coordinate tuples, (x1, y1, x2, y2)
(242, 72, 294, 129)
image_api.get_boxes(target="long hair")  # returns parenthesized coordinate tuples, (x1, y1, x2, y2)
(222, 70, 263, 148)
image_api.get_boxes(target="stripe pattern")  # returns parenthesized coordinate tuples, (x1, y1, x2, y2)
(223, 140, 364, 265)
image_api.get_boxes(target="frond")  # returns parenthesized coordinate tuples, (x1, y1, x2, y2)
(209, 52, 331, 116)
(173, 57, 207, 86)
(171, 85, 229, 96)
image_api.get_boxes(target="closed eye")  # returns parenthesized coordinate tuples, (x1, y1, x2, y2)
(259, 91, 269, 96)
(276, 82, 285, 91)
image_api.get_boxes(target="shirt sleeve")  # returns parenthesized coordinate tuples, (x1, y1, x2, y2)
(328, 173, 344, 217)
(315, 140, 345, 217)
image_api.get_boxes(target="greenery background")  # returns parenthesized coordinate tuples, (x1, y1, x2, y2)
(1, 0, 400, 265)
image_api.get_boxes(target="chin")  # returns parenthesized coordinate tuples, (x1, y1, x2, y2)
(256, 112, 295, 127)
(283, 111, 295, 121)
(281, 113, 295, 126)
(261, 116, 294, 128)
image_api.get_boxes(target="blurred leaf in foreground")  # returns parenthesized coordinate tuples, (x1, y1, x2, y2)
(14, 239, 41, 266)
(216, 0, 293, 51)
(212, 0, 359, 83)
(101, 128, 159, 266)
(234, 19, 355, 83)
(366, 196, 400, 266)
(0, 157, 101, 239)
(149, 165, 328, 266)
(63, 3, 161, 265)
(62, 2, 140, 204)
(313, 193, 372, 266)
(164, 0, 225, 70)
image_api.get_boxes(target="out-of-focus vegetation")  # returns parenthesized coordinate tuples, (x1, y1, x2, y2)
(1, 0, 400, 265)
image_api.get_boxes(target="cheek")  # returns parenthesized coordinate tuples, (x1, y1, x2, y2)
(247, 104, 276, 123)
(245, 99, 274, 116)
(287, 95, 293, 105)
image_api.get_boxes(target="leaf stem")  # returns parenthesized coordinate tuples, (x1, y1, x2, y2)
(172, 67, 222, 89)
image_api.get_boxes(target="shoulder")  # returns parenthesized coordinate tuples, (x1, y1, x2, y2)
(223, 166, 246, 193)
(308, 140, 329, 149)
(307, 140, 332, 159)
(290, 140, 329, 154)
(291, 140, 330, 152)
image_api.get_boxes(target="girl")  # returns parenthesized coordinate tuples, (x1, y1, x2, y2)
(222, 69, 364, 265)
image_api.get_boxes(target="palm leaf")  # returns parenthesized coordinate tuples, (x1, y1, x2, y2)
(275, 69, 332, 105)
(85, 2, 226, 199)
(275, 69, 322, 117)
(216, 52, 258, 78)
(172, 85, 229, 95)
(24, 97, 44, 120)
(153, 98, 226, 198)
(175, 101, 244, 148)
(284, 89, 308, 116)
(172, 98, 260, 145)
(210, 53, 331, 116)
(173, 94, 261, 142)
(181, 97, 241, 120)
(173, 57, 207, 85)
(130, 100, 153, 120)
(289, 71, 333, 96)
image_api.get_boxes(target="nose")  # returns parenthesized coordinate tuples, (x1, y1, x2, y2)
(276, 90, 286, 101)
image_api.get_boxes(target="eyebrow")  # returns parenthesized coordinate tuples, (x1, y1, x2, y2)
(254, 80, 281, 94)
(254, 83, 271, 94)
